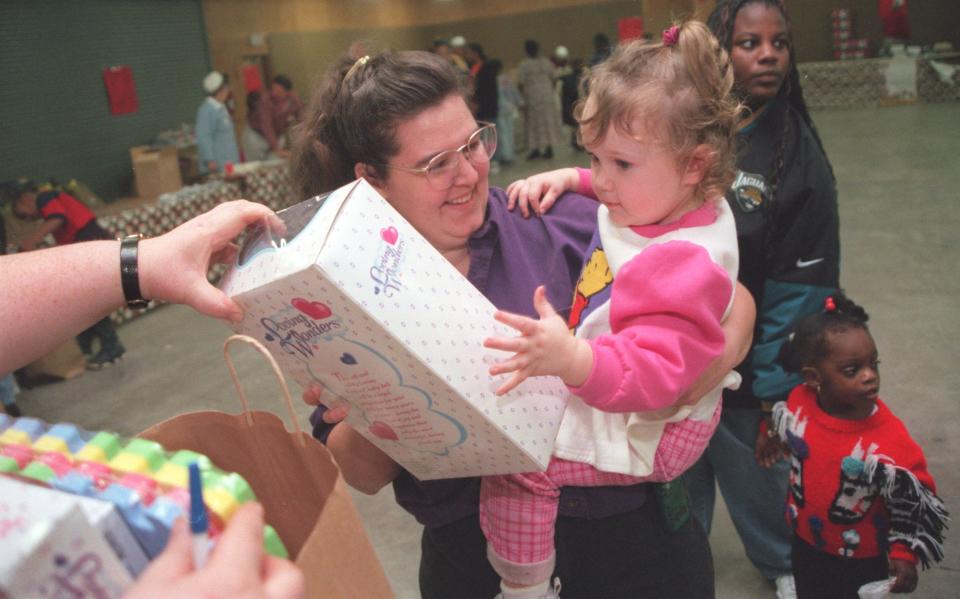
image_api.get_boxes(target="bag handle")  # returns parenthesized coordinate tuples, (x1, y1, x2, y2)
(223, 334, 305, 446)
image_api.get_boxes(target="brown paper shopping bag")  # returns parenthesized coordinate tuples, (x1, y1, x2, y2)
(139, 334, 393, 599)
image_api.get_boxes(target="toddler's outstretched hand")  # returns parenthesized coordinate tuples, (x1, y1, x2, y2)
(505, 168, 579, 218)
(484, 286, 593, 394)
(888, 558, 918, 593)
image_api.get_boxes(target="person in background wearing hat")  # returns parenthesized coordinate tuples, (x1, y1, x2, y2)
(11, 181, 126, 369)
(448, 35, 471, 74)
(196, 71, 240, 175)
(246, 75, 303, 161)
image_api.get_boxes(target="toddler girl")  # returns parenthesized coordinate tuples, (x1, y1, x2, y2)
(770, 293, 947, 597)
(481, 22, 742, 598)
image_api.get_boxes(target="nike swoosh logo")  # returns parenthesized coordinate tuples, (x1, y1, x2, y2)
(796, 257, 825, 268)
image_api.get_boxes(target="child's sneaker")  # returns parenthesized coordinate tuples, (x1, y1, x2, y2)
(495, 577, 561, 599)
(775, 574, 797, 599)
(87, 344, 125, 370)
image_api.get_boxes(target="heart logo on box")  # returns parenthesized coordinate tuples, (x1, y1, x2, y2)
(369, 421, 399, 441)
(292, 298, 332, 320)
(380, 226, 399, 245)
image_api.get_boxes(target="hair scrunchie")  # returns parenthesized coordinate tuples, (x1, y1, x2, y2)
(662, 25, 680, 47)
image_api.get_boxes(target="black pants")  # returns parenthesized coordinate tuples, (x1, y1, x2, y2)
(420, 490, 715, 599)
(75, 316, 120, 355)
(792, 535, 888, 599)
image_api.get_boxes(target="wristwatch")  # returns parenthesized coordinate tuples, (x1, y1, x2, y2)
(120, 233, 151, 309)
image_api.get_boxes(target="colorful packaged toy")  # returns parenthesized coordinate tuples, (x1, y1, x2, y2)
(0, 414, 287, 562)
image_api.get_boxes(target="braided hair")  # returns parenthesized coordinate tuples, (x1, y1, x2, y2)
(708, 0, 834, 193)
(779, 292, 870, 373)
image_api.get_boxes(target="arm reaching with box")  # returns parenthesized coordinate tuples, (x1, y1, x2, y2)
(0, 200, 279, 373)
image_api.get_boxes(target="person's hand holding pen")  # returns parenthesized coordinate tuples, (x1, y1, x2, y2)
(188, 462, 211, 568)
(122, 501, 304, 599)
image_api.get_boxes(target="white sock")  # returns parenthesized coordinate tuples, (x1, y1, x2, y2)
(500, 579, 550, 599)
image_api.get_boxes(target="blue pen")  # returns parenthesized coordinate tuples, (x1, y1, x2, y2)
(188, 462, 210, 567)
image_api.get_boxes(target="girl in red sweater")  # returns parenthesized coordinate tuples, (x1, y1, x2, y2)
(769, 293, 947, 598)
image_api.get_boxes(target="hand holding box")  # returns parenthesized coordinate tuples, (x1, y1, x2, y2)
(220, 179, 569, 480)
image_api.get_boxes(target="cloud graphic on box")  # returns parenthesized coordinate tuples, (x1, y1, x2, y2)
(264, 298, 467, 456)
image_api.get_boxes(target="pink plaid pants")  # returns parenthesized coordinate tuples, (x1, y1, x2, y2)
(479, 402, 721, 584)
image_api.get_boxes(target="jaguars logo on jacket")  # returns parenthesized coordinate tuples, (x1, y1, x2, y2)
(730, 170, 769, 213)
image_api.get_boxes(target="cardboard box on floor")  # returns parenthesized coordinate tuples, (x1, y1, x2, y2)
(219, 178, 568, 481)
(21, 338, 86, 381)
(130, 145, 182, 198)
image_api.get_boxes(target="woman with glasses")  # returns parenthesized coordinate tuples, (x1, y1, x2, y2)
(291, 50, 753, 599)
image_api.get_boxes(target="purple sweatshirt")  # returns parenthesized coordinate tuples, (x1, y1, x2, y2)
(311, 187, 649, 527)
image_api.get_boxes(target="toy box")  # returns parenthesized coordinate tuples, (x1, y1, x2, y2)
(0, 480, 135, 598)
(0, 414, 287, 563)
(219, 179, 568, 480)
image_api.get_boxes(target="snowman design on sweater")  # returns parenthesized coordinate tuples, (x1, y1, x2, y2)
(773, 385, 948, 567)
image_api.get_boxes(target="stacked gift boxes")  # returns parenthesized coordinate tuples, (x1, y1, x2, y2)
(832, 8, 872, 60)
(0, 413, 287, 563)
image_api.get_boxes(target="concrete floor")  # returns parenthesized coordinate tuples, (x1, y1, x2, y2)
(12, 103, 960, 598)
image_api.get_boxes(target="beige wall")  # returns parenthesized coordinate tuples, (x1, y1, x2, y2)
(203, 0, 960, 77)
(203, 0, 645, 37)
(266, 2, 644, 99)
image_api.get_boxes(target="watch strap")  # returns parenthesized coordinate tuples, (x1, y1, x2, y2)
(120, 234, 150, 309)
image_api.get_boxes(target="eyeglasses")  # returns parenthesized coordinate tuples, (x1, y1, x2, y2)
(379, 122, 497, 190)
